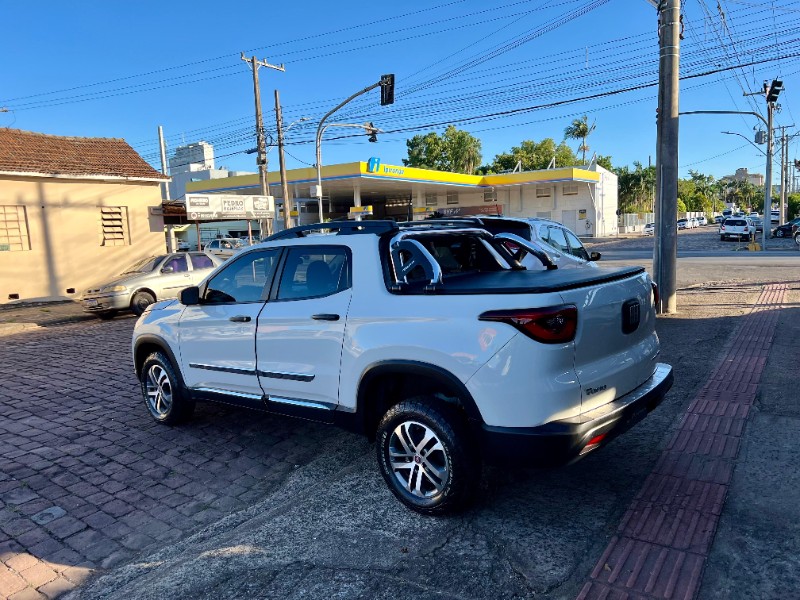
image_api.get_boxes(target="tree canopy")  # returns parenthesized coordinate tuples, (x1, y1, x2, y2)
(478, 138, 578, 174)
(403, 125, 482, 174)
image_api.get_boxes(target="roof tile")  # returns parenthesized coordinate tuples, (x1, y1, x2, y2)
(0, 128, 168, 180)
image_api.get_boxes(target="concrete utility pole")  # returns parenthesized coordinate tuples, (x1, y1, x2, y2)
(242, 52, 284, 236)
(158, 125, 175, 253)
(652, 0, 681, 314)
(274, 90, 293, 230)
(780, 127, 794, 225)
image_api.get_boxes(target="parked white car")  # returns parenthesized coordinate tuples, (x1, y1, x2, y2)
(643, 222, 655, 236)
(697, 215, 708, 226)
(132, 220, 673, 514)
(719, 217, 753, 241)
(204, 237, 244, 259)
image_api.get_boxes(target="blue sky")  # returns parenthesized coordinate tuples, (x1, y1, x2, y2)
(2, 0, 798, 183)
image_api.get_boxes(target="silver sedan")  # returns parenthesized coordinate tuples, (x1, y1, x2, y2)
(80, 252, 222, 319)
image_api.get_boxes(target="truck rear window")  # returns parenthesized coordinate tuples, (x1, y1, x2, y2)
(725, 219, 746, 226)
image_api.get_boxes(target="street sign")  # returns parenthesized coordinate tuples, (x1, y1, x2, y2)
(185, 194, 274, 221)
(348, 205, 373, 217)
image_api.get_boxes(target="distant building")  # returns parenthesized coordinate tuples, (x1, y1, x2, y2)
(166, 141, 254, 201)
(722, 168, 764, 187)
(0, 128, 167, 303)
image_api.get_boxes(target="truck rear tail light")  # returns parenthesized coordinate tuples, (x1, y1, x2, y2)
(580, 432, 608, 455)
(479, 305, 577, 344)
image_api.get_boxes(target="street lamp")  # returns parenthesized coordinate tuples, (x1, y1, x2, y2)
(314, 75, 395, 224)
(720, 131, 767, 156)
(314, 122, 382, 223)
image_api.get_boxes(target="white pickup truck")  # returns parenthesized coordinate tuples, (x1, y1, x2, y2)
(132, 221, 673, 514)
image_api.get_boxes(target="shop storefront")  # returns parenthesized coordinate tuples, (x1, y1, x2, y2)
(184, 158, 618, 237)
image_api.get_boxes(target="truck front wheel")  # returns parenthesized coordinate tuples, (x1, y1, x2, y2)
(376, 398, 478, 515)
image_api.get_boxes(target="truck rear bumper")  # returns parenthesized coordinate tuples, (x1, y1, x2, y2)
(480, 363, 673, 466)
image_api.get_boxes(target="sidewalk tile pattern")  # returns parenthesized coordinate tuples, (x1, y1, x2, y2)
(578, 283, 787, 600)
(0, 319, 332, 598)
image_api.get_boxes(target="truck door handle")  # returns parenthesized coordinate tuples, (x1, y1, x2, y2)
(229, 315, 251, 323)
(312, 314, 339, 321)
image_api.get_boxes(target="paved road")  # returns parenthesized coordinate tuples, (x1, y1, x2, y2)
(0, 273, 797, 598)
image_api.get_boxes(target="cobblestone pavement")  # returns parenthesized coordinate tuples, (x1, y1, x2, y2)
(0, 302, 92, 336)
(0, 319, 332, 599)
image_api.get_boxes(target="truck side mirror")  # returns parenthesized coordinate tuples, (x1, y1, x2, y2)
(589, 251, 601, 261)
(179, 286, 200, 306)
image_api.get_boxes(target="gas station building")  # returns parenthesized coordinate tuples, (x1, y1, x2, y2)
(183, 158, 618, 238)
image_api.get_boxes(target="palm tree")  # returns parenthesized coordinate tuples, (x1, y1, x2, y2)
(564, 115, 596, 165)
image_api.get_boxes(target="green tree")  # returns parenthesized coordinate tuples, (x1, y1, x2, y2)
(478, 138, 578, 174)
(564, 115, 596, 165)
(615, 162, 655, 213)
(403, 125, 482, 174)
(596, 154, 613, 171)
(788, 193, 800, 220)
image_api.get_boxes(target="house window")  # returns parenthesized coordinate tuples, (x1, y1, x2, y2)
(0, 206, 30, 252)
(446, 192, 459, 205)
(483, 188, 497, 203)
(563, 184, 579, 196)
(100, 206, 130, 246)
(425, 193, 438, 207)
(535, 187, 551, 198)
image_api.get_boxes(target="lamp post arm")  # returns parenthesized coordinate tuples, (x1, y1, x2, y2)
(680, 110, 767, 128)
(314, 80, 384, 223)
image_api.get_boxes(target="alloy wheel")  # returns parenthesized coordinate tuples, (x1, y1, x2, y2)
(388, 420, 450, 498)
(145, 364, 173, 418)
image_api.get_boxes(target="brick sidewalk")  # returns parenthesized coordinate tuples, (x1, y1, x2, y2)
(0, 320, 333, 599)
(577, 283, 787, 600)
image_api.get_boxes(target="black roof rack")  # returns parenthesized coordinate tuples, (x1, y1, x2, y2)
(264, 220, 399, 241)
(397, 218, 483, 229)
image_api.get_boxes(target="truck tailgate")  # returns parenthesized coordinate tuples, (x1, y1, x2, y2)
(558, 269, 659, 413)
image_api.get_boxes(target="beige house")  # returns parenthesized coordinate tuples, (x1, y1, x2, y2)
(0, 128, 168, 303)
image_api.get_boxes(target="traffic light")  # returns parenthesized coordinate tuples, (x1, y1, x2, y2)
(366, 122, 378, 143)
(380, 74, 395, 106)
(766, 79, 783, 103)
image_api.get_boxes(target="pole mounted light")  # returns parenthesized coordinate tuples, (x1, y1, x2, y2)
(314, 75, 395, 224)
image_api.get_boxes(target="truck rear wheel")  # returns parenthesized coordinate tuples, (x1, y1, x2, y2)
(376, 398, 478, 515)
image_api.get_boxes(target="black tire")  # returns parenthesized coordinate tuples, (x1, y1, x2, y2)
(794, 233, 800, 247)
(131, 291, 156, 316)
(96, 311, 117, 320)
(775, 229, 785, 238)
(376, 398, 478, 515)
(139, 351, 194, 425)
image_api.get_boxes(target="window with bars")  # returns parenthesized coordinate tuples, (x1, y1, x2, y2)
(0, 206, 30, 252)
(446, 191, 459, 205)
(425, 193, 438, 207)
(483, 188, 497, 203)
(100, 206, 130, 246)
(535, 187, 551, 198)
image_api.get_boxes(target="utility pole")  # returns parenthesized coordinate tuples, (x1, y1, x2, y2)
(241, 52, 284, 236)
(651, 0, 680, 314)
(158, 125, 175, 252)
(274, 90, 293, 230)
